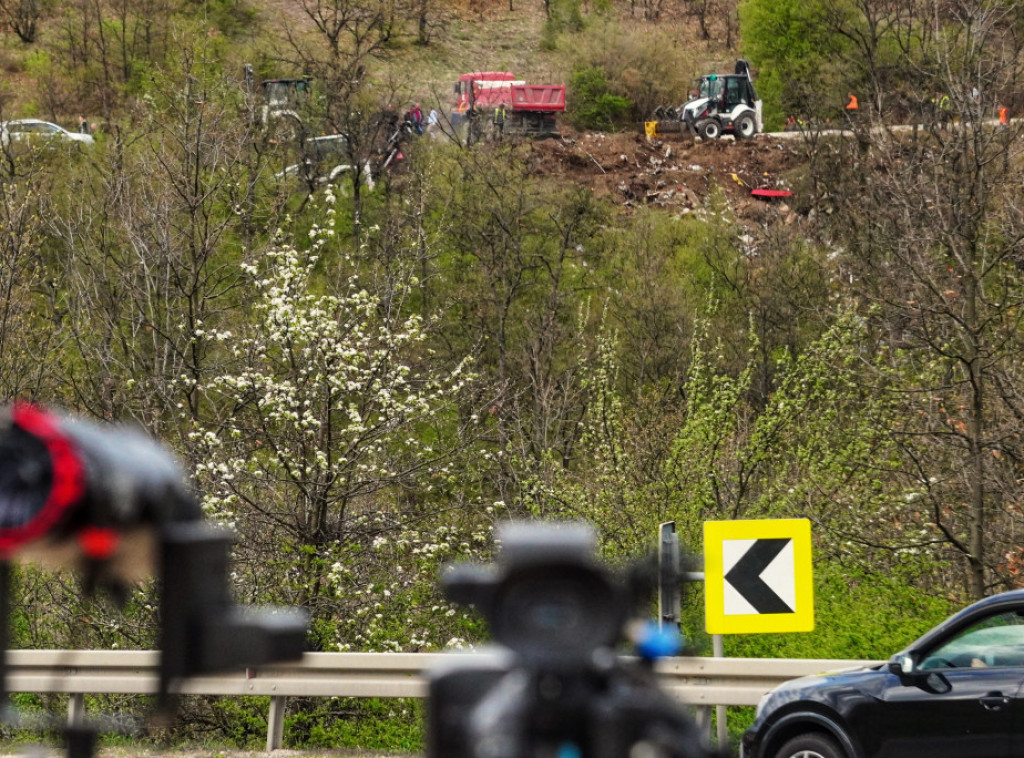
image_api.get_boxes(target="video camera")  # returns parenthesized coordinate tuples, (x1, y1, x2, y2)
(428, 521, 722, 758)
(0, 402, 308, 713)
(0, 403, 717, 758)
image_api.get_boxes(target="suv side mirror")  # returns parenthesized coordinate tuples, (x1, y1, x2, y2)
(888, 652, 952, 694)
(888, 652, 915, 677)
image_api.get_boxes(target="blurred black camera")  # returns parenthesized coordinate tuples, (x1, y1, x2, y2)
(428, 521, 720, 758)
(0, 403, 308, 711)
(0, 402, 201, 591)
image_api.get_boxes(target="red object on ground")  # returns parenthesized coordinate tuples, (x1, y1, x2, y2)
(751, 188, 793, 199)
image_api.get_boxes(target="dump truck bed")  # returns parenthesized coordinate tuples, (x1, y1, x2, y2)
(510, 85, 566, 112)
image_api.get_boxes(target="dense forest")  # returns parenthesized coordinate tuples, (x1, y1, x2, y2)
(1, 0, 1024, 748)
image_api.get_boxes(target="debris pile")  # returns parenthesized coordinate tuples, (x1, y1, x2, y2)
(526, 129, 803, 223)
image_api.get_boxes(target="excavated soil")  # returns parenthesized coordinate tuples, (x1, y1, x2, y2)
(523, 127, 807, 224)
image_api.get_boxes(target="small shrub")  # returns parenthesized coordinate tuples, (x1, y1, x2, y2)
(558, 20, 701, 127)
(568, 66, 632, 131)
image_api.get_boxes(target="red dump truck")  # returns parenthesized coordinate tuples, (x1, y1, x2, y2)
(453, 72, 566, 140)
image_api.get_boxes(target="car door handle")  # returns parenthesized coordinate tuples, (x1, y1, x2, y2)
(979, 692, 1010, 711)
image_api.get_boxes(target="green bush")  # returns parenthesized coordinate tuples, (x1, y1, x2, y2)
(568, 66, 633, 131)
(683, 560, 956, 754)
(557, 20, 700, 126)
(285, 698, 424, 750)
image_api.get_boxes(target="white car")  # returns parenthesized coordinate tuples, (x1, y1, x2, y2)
(0, 119, 94, 146)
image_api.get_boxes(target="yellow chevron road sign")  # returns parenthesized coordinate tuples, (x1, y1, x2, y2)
(704, 519, 814, 634)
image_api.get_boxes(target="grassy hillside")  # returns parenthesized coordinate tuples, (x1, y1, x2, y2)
(0, 0, 730, 132)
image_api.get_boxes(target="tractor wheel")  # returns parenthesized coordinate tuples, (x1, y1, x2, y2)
(697, 119, 721, 140)
(735, 113, 757, 139)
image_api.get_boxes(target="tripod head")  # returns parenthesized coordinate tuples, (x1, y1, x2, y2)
(428, 521, 723, 758)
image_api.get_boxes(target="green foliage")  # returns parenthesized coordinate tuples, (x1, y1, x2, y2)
(3, 0, 1023, 750)
(187, 185, 487, 655)
(722, 562, 953, 661)
(541, 0, 584, 49)
(559, 20, 701, 126)
(739, 0, 849, 127)
(522, 304, 937, 596)
(203, 0, 259, 38)
(686, 561, 955, 750)
(568, 66, 633, 131)
(206, 696, 276, 748)
(285, 698, 424, 750)
(21, 49, 52, 81)
(677, 532, 955, 747)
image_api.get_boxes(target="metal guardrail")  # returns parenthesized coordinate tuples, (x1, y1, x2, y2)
(4, 651, 882, 750)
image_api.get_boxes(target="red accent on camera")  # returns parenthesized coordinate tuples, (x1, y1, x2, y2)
(0, 403, 86, 555)
(78, 527, 120, 560)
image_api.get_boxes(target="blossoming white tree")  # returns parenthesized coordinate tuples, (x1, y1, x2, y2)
(187, 189, 484, 651)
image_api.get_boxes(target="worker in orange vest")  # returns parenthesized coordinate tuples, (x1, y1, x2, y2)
(846, 93, 859, 110)
(999, 105, 1009, 126)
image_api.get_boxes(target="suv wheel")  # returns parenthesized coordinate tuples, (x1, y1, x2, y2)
(774, 733, 845, 758)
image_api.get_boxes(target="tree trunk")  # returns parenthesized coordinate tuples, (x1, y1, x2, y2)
(965, 275, 986, 600)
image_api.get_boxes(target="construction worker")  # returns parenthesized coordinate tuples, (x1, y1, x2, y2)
(999, 104, 1009, 127)
(410, 103, 423, 135)
(492, 103, 506, 140)
(845, 93, 859, 111)
(936, 93, 951, 126)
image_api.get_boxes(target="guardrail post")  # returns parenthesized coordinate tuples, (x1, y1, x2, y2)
(67, 693, 85, 726)
(266, 695, 286, 751)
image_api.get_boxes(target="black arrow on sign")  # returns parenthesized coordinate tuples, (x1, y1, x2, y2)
(725, 538, 794, 614)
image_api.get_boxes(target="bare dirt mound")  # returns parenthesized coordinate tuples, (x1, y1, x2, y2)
(524, 128, 806, 223)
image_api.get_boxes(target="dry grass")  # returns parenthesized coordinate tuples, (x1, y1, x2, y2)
(378, 3, 560, 93)
(0, 0, 724, 124)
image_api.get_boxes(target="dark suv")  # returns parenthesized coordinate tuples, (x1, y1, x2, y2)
(742, 589, 1024, 758)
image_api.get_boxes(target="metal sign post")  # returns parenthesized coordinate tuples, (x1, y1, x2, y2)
(658, 522, 681, 632)
(659, 522, 727, 747)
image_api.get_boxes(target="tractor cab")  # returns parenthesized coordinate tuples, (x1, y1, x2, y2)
(258, 77, 314, 135)
(262, 78, 313, 110)
(695, 75, 724, 104)
(678, 60, 762, 139)
(694, 69, 757, 112)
